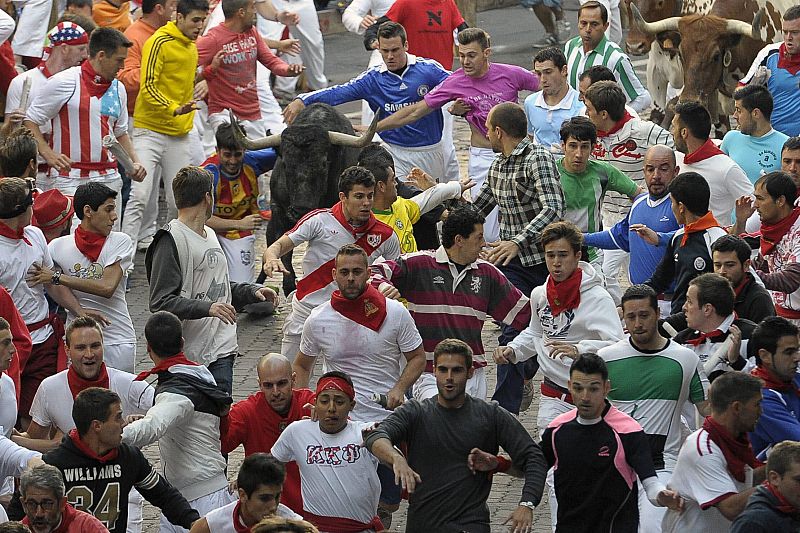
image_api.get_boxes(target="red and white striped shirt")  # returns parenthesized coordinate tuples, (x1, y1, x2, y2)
(27, 66, 128, 179)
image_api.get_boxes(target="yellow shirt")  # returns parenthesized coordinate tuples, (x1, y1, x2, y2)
(374, 197, 422, 253)
(134, 22, 197, 135)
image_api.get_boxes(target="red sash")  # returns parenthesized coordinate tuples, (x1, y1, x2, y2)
(303, 511, 384, 533)
(295, 203, 394, 301)
(27, 313, 67, 371)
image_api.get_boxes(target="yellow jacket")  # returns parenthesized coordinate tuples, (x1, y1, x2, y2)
(134, 21, 197, 135)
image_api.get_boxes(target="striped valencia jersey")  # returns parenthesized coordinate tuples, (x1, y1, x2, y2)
(203, 148, 276, 240)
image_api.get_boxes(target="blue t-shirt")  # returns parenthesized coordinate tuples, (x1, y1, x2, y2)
(299, 54, 449, 148)
(721, 129, 788, 183)
(745, 43, 800, 137)
(523, 86, 585, 151)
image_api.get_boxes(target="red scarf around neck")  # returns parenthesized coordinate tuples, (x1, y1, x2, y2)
(68, 428, 118, 462)
(80, 60, 112, 99)
(685, 327, 726, 346)
(760, 207, 800, 256)
(752, 365, 800, 397)
(546, 267, 582, 316)
(0, 221, 30, 245)
(67, 362, 109, 399)
(683, 138, 725, 165)
(331, 201, 378, 238)
(778, 43, 800, 76)
(733, 274, 752, 298)
(74, 225, 107, 263)
(702, 416, 763, 482)
(681, 211, 721, 246)
(232, 502, 251, 533)
(330, 283, 387, 332)
(135, 352, 198, 381)
(597, 111, 634, 138)
(764, 480, 799, 515)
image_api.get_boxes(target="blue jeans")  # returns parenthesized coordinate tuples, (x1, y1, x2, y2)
(208, 354, 235, 396)
(491, 259, 548, 414)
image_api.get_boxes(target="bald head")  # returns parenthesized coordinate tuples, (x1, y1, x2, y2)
(643, 144, 678, 198)
(257, 353, 295, 415)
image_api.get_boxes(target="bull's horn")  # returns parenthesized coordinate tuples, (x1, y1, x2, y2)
(328, 112, 379, 148)
(748, 7, 767, 41)
(630, 4, 680, 35)
(227, 109, 281, 149)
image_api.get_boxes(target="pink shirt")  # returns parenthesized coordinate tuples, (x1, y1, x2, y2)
(424, 62, 539, 137)
(197, 24, 290, 120)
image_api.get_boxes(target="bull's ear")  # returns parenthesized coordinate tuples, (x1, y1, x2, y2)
(657, 30, 681, 50)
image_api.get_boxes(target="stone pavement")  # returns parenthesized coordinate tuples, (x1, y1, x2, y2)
(126, 114, 554, 531)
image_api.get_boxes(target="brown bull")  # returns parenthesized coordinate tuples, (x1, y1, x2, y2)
(631, 1, 786, 124)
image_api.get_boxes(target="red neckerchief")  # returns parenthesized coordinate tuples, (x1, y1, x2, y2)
(702, 416, 763, 482)
(546, 267, 582, 316)
(135, 352, 199, 381)
(681, 211, 721, 246)
(778, 43, 800, 76)
(80, 60, 112, 99)
(0, 221, 30, 245)
(68, 428, 119, 463)
(685, 327, 727, 346)
(764, 480, 799, 514)
(683, 138, 725, 165)
(596, 111, 634, 138)
(38, 63, 54, 78)
(760, 207, 800, 256)
(23, 503, 81, 532)
(74, 225, 107, 263)
(232, 502, 250, 533)
(67, 362, 109, 400)
(331, 201, 379, 239)
(330, 284, 387, 332)
(733, 274, 752, 298)
(752, 365, 800, 397)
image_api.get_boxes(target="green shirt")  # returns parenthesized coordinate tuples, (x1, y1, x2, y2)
(557, 159, 638, 261)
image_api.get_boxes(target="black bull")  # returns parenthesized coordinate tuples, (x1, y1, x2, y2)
(230, 103, 377, 294)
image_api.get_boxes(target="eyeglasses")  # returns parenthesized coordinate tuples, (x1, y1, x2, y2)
(23, 499, 57, 511)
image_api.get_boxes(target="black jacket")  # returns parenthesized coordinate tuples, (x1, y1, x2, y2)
(730, 484, 800, 533)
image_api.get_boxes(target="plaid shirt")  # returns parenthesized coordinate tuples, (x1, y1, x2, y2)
(474, 138, 565, 266)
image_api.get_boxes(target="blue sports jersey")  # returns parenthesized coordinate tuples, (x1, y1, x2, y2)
(298, 54, 449, 148)
(721, 129, 788, 183)
(745, 43, 800, 137)
(585, 193, 679, 284)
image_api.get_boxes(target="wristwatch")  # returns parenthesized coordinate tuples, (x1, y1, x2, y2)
(519, 501, 535, 510)
(51, 271, 61, 285)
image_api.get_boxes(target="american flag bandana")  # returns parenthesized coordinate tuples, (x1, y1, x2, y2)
(41, 22, 88, 60)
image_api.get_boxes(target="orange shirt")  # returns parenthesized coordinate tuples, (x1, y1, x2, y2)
(93, 0, 132, 32)
(119, 18, 157, 115)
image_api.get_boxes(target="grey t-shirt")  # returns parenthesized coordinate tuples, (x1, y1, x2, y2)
(365, 395, 546, 533)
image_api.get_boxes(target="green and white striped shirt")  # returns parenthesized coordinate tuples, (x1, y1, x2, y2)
(565, 35, 652, 114)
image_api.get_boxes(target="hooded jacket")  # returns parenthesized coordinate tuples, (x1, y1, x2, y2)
(122, 363, 232, 501)
(730, 484, 800, 533)
(509, 261, 624, 388)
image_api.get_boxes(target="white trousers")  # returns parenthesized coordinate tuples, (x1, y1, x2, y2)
(123, 128, 193, 252)
(469, 147, 499, 243)
(126, 488, 144, 533)
(256, 61, 287, 134)
(260, 0, 327, 93)
(208, 112, 270, 138)
(638, 469, 670, 533)
(104, 342, 136, 374)
(218, 234, 257, 283)
(412, 367, 488, 401)
(159, 487, 236, 533)
(536, 395, 574, 533)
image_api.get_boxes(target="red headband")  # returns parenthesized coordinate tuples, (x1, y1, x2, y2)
(315, 376, 355, 400)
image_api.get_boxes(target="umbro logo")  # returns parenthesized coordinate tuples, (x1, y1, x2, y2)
(659, 216, 670, 222)
(433, 276, 445, 284)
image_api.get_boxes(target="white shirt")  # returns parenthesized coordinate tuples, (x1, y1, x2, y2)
(300, 298, 422, 422)
(49, 231, 135, 345)
(342, 0, 395, 34)
(675, 152, 754, 227)
(662, 427, 753, 533)
(0, 226, 53, 343)
(285, 209, 401, 330)
(205, 499, 302, 533)
(29, 367, 153, 432)
(271, 419, 380, 524)
(0, 373, 16, 497)
(6, 68, 50, 134)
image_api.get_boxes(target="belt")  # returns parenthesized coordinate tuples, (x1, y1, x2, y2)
(541, 378, 573, 405)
